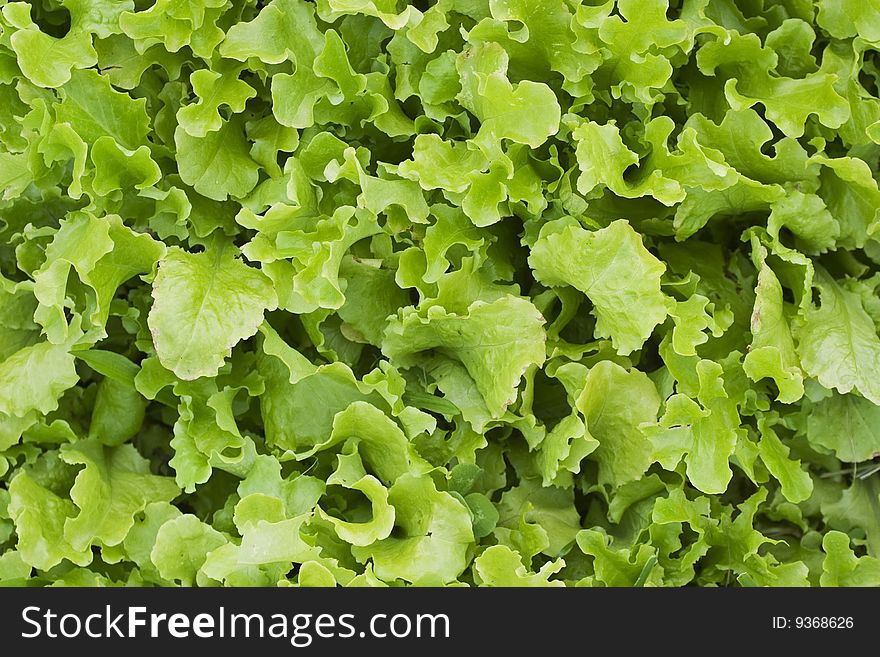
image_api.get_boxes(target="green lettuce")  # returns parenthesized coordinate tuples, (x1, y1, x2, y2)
(1, 0, 879, 588)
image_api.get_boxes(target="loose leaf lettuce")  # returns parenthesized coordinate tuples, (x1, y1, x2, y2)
(0, 0, 879, 589)
(148, 242, 277, 380)
(530, 219, 667, 355)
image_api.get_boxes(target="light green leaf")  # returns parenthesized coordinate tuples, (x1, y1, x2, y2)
(177, 65, 257, 138)
(3, 3, 97, 88)
(576, 529, 660, 587)
(57, 69, 151, 150)
(60, 439, 180, 551)
(743, 263, 804, 403)
(174, 118, 261, 201)
(383, 277, 546, 418)
(820, 531, 880, 586)
(150, 514, 227, 586)
(148, 242, 277, 380)
(756, 417, 812, 503)
(89, 137, 161, 195)
(697, 31, 850, 138)
(352, 473, 474, 585)
(0, 342, 78, 418)
(805, 393, 880, 463)
(0, 151, 33, 200)
(319, 473, 395, 547)
(495, 478, 580, 558)
(88, 377, 148, 446)
(474, 545, 565, 587)
(119, 0, 227, 57)
(8, 469, 92, 571)
(576, 361, 660, 488)
(822, 479, 880, 558)
(296, 401, 428, 485)
(795, 272, 880, 405)
(817, 0, 880, 42)
(238, 514, 319, 565)
(456, 41, 560, 150)
(530, 219, 667, 355)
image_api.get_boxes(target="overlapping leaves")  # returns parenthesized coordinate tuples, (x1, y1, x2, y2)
(1, 0, 880, 587)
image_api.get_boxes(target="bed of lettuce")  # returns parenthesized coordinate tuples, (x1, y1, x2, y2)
(1, 0, 880, 587)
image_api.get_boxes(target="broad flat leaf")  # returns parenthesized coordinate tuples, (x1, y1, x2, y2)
(456, 41, 561, 149)
(576, 361, 660, 488)
(60, 439, 180, 550)
(3, 3, 97, 88)
(822, 479, 880, 558)
(530, 219, 667, 355)
(150, 514, 227, 586)
(174, 118, 261, 201)
(57, 69, 152, 150)
(756, 418, 812, 503)
(806, 393, 880, 462)
(383, 294, 546, 418)
(8, 470, 92, 571)
(0, 342, 78, 418)
(817, 0, 880, 41)
(0, 152, 33, 200)
(148, 242, 277, 380)
(795, 273, 880, 405)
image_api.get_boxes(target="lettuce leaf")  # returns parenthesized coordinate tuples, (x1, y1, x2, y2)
(0, 0, 878, 589)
